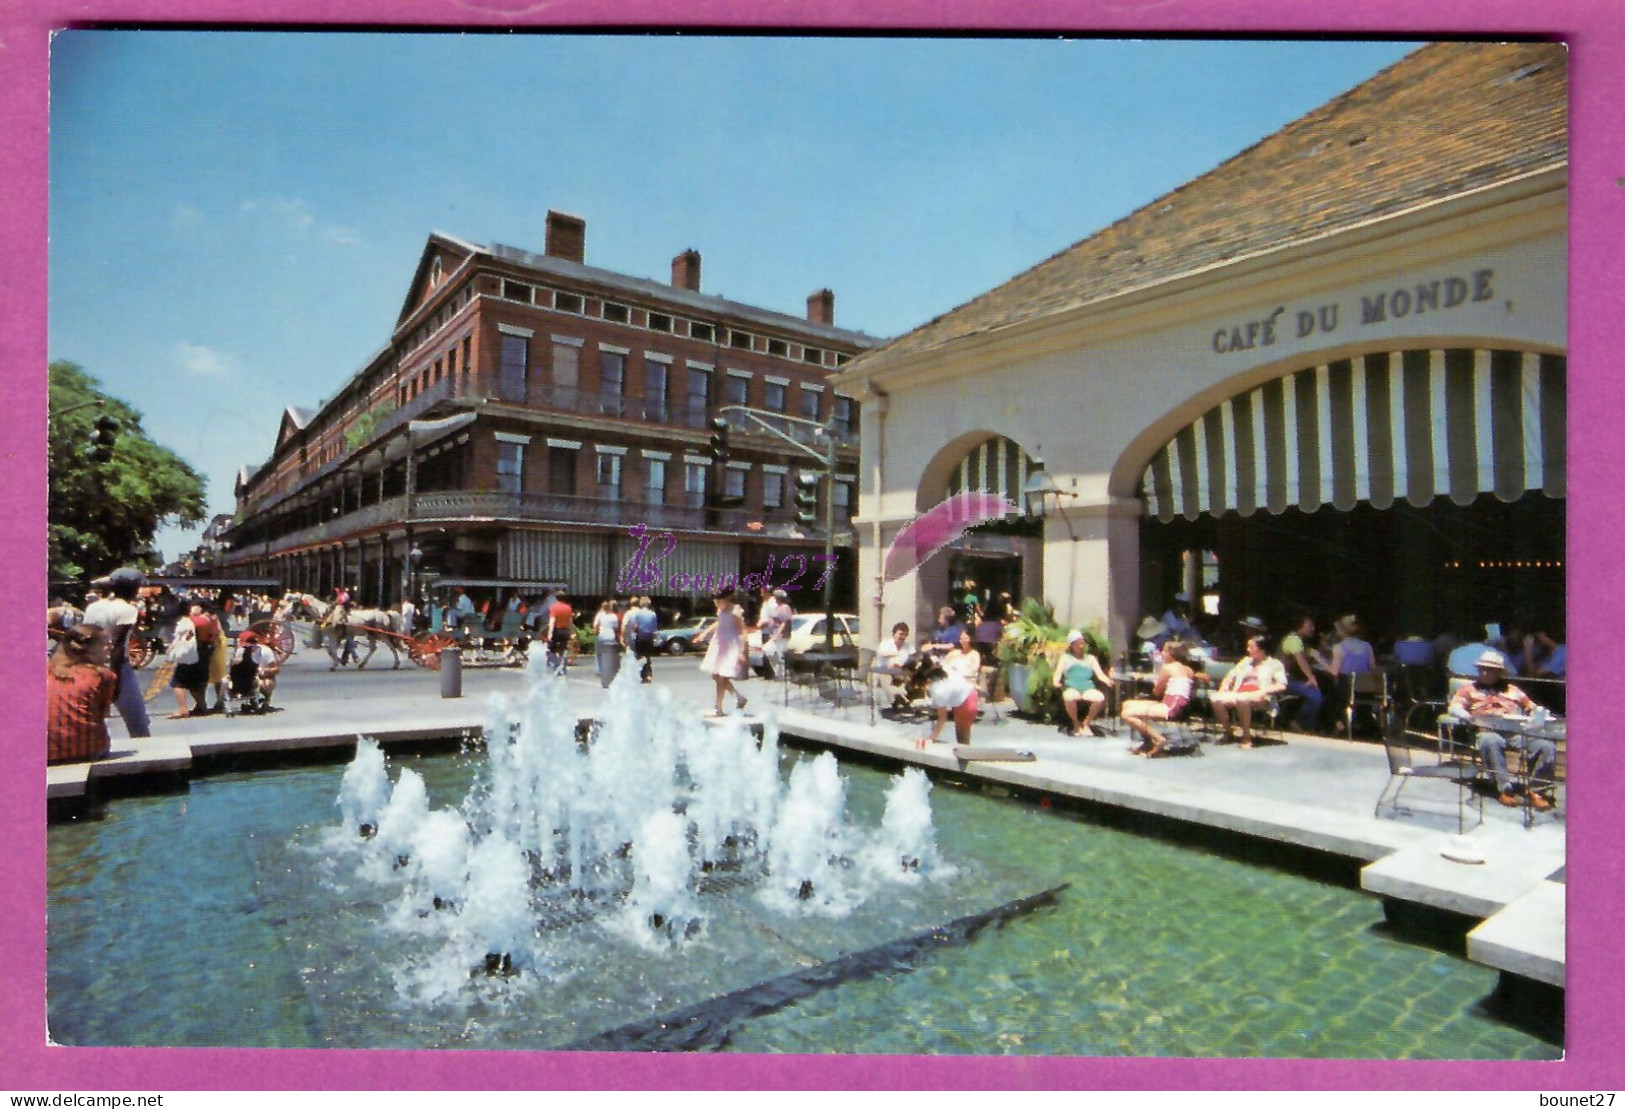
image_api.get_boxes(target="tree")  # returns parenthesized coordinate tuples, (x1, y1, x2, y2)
(48, 360, 208, 581)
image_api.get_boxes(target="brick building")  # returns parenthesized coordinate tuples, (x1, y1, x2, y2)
(219, 211, 879, 613)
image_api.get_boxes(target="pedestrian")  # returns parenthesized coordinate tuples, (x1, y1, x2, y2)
(48, 624, 120, 764)
(694, 590, 749, 717)
(80, 567, 151, 738)
(545, 590, 574, 670)
(167, 602, 215, 718)
(758, 588, 793, 680)
(623, 596, 659, 683)
(399, 595, 417, 637)
(594, 598, 622, 688)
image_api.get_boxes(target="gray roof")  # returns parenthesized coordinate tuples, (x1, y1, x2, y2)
(483, 241, 883, 349)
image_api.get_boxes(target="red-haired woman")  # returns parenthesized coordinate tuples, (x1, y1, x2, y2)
(48, 624, 119, 764)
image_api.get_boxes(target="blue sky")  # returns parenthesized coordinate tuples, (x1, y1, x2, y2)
(48, 32, 1417, 561)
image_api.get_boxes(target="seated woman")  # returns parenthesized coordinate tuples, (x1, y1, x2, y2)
(48, 624, 119, 764)
(920, 660, 978, 747)
(1208, 634, 1288, 748)
(1052, 630, 1114, 737)
(875, 622, 916, 711)
(1329, 614, 1376, 734)
(1121, 640, 1198, 756)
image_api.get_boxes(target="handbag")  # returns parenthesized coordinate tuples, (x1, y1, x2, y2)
(167, 625, 199, 665)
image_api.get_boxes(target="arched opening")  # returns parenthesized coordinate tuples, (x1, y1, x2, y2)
(1129, 347, 1565, 654)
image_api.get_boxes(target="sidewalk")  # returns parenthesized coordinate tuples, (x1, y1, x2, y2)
(49, 650, 1566, 990)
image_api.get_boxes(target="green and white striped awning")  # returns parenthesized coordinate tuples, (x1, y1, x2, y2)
(1142, 349, 1565, 522)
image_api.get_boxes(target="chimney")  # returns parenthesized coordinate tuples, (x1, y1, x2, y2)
(807, 288, 835, 326)
(672, 249, 702, 291)
(545, 210, 586, 264)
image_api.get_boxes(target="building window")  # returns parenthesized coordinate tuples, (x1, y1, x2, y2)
(600, 351, 625, 397)
(834, 395, 855, 433)
(646, 458, 667, 504)
(763, 471, 784, 509)
(549, 446, 577, 495)
(800, 386, 821, 421)
(684, 461, 707, 509)
(723, 467, 746, 502)
(596, 452, 623, 501)
(499, 334, 529, 400)
(764, 380, 787, 412)
(687, 366, 711, 419)
(552, 341, 579, 394)
(730, 330, 753, 350)
(496, 441, 525, 496)
(554, 292, 583, 314)
(603, 301, 629, 323)
(690, 322, 716, 343)
(803, 346, 824, 365)
(648, 312, 672, 333)
(644, 362, 668, 421)
(723, 373, 749, 408)
(461, 336, 472, 384)
(768, 338, 788, 358)
(502, 280, 531, 303)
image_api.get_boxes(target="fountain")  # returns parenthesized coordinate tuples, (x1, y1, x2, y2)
(321, 654, 962, 1013)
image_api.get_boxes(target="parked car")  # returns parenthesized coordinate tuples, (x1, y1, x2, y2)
(652, 616, 715, 655)
(783, 613, 861, 655)
(746, 612, 862, 655)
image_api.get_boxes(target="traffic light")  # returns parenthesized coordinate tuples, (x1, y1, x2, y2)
(90, 415, 120, 463)
(708, 417, 730, 463)
(794, 471, 822, 528)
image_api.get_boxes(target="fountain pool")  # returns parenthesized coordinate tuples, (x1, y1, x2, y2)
(47, 663, 1559, 1058)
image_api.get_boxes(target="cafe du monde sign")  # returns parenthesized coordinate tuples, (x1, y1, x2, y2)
(1210, 265, 1498, 355)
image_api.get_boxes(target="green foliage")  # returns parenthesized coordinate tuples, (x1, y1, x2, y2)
(48, 361, 207, 580)
(993, 597, 1115, 719)
(344, 405, 396, 451)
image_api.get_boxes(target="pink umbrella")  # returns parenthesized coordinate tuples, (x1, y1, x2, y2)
(883, 490, 1016, 583)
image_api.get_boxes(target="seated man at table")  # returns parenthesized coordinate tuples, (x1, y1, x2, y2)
(875, 622, 917, 711)
(1448, 650, 1557, 811)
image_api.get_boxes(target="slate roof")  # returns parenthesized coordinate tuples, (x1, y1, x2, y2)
(847, 41, 1567, 376)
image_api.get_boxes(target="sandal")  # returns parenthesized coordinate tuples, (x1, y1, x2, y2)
(736, 697, 749, 712)
(167, 711, 192, 719)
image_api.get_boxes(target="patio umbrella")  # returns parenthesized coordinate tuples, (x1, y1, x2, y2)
(883, 490, 1015, 583)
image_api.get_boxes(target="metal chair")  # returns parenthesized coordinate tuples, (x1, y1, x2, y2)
(1344, 671, 1392, 738)
(1376, 709, 1484, 833)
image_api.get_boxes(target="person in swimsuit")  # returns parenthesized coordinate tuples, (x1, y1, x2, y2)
(1052, 630, 1114, 737)
(1122, 640, 1199, 757)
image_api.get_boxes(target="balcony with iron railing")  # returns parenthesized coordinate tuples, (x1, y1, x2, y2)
(245, 487, 828, 557)
(240, 373, 856, 533)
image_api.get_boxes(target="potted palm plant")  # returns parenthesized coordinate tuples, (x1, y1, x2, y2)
(994, 600, 1113, 719)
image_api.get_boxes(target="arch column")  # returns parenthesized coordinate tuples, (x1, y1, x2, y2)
(1036, 496, 1144, 656)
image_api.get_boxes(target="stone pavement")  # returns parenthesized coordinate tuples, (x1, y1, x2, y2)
(48, 647, 1565, 989)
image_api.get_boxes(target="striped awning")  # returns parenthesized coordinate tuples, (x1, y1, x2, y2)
(1142, 349, 1565, 522)
(946, 435, 1035, 516)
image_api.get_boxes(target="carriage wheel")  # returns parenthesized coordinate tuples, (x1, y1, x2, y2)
(127, 634, 155, 670)
(249, 620, 297, 661)
(411, 632, 457, 669)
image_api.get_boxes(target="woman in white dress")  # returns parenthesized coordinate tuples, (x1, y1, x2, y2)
(694, 590, 749, 717)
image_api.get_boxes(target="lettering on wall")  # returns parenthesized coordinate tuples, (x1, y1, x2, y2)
(1211, 267, 1497, 354)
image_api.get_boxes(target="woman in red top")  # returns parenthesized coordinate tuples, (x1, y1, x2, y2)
(48, 624, 118, 764)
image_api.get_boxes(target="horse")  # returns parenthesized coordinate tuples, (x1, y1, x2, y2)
(284, 593, 406, 670)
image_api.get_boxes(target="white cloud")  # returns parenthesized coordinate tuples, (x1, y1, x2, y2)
(172, 202, 207, 231)
(240, 195, 359, 246)
(177, 342, 230, 376)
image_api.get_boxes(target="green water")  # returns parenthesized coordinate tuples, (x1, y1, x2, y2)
(46, 749, 1558, 1057)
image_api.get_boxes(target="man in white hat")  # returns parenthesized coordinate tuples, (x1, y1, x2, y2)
(1448, 650, 1556, 810)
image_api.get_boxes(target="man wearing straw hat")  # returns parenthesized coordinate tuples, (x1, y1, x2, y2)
(1448, 650, 1557, 811)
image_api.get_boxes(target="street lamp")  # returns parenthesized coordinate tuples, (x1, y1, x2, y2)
(408, 545, 423, 604)
(1022, 460, 1078, 539)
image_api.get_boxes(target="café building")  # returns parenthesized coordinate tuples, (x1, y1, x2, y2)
(835, 41, 1566, 654)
